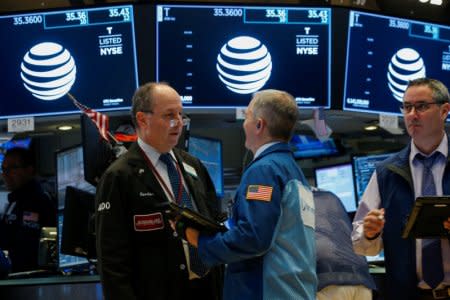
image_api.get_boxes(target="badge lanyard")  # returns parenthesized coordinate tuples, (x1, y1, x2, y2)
(138, 146, 188, 205)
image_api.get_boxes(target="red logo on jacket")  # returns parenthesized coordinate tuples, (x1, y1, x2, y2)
(134, 213, 165, 231)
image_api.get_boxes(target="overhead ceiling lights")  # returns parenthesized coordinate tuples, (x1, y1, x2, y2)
(57, 125, 73, 131)
(364, 124, 379, 131)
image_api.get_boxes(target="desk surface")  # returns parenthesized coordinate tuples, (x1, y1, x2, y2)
(0, 274, 100, 286)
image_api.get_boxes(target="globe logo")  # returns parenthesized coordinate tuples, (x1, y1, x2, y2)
(387, 48, 426, 101)
(20, 42, 76, 101)
(216, 36, 272, 94)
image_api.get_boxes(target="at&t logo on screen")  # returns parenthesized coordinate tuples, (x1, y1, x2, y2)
(20, 42, 76, 101)
(418, 0, 443, 5)
(216, 36, 272, 95)
(387, 48, 426, 101)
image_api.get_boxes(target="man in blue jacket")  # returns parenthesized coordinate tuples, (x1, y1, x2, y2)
(181, 89, 317, 300)
(314, 189, 376, 299)
(352, 78, 450, 299)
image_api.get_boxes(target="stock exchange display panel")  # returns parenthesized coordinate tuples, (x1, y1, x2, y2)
(0, 5, 139, 119)
(156, 5, 331, 108)
(343, 10, 450, 116)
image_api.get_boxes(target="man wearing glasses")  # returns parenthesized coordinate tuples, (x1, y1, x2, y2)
(352, 78, 450, 299)
(0, 147, 56, 272)
(95, 82, 223, 300)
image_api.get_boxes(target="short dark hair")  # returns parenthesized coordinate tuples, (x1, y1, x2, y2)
(4, 147, 35, 169)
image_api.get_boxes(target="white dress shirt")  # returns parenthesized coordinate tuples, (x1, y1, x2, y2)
(352, 134, 450, 289)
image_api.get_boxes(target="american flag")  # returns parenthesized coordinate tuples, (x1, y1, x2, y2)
(246, 185, 273, 202)
(67, 93, 110, 141)
(313, 107, 328, 137)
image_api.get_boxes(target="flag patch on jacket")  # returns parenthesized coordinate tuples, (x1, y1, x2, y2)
(246, 185, 273, 201)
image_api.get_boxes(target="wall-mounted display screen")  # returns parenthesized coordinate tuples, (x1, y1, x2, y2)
(314, 163, 357, 212)
(343, 10, 450, 115)
(0, 5, 139, 119)
(353, 152, 393, 201)
(156, 5, 331, 108)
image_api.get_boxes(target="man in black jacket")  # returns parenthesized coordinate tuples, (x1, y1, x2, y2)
(95, 82, 223, 300)
(0, 147, 56, 272)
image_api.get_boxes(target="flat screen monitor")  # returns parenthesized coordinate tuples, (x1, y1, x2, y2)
(290, 134, 340, 159)
(352, 153, 393, 202)
(55, 145, 95, 271)
(81, 114, 115, 186)
(60, 186, 96, 259)
(56, 145, 95, 209)
(343, 10, 450, 115)
(0, 5, 139, 119)
(188, 136, 224, 198)
(314, 163, 357, 212)
(156, 5, 331, 108)
(57, 211, 89, 271)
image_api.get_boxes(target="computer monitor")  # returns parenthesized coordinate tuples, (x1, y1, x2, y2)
(55, 145, 95, 209)
(156, 4, 332, 108)
(352, 152, 394, 202)
(57, 210, 89, 271)
(81, 114, 115, 186)
(0, 5, 139, 119)
(314, 163, 357, 213)
(290, 134, 341, 159)
(55, 145, 95, 271)
(188, 136, 224, 198)
(60, 186, 96, 260)
(343, 10, 450, 115)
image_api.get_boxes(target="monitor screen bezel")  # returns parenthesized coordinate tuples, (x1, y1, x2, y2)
(314, 162, 358, 213)
(0, 4, 140, 120)
(187, 135, 224, 198)
(155, 4, 332, 109)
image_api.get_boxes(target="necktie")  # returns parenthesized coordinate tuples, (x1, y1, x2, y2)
(417, 152, 444, 289)
(159, 153, 209, 277)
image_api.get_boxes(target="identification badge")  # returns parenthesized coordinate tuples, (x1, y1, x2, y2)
(182, 162, 198, 178)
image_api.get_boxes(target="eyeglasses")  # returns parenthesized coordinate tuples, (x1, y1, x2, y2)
(399, 101, 444, 114)
(1, 165, 26, 174)
(141, 110, 190, 128)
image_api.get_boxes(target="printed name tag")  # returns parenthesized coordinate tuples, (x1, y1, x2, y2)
(134, 213, 165, 231)
(182, 162, 198, 178)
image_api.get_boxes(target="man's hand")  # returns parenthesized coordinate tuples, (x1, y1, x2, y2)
(169, 220, 200, 248)
(443, 217, 450, 232)
(363, 208, 385, 239)
(185, 228, 200, 248)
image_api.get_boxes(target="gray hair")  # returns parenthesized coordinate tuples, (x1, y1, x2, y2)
(406, 78, 450, 104)
(251, 89, 299, 141)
